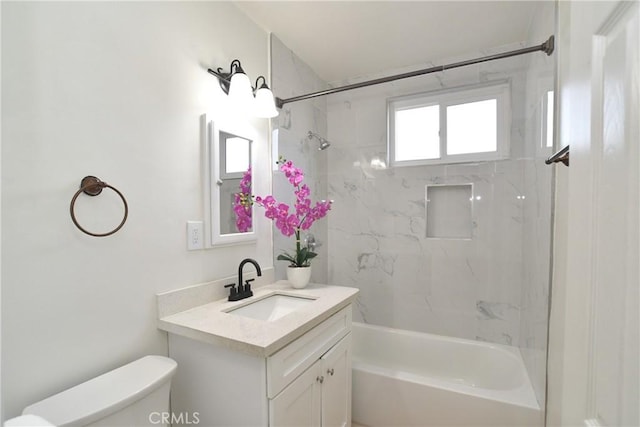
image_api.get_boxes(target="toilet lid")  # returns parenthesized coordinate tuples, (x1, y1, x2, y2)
(22, 355, 176, 426)
(4, 415, 56, 427)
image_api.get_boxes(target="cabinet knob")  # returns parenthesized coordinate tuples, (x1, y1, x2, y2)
(327, 368, 334, 376)
(316, 375, 324, 384)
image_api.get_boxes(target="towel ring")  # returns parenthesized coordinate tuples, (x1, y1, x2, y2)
(70, 176, 128, 237)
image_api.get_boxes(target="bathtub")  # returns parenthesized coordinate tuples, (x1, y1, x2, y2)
(351, 322, 542, 427)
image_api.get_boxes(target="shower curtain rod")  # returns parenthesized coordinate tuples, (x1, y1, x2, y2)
(275, 35, 554, 109)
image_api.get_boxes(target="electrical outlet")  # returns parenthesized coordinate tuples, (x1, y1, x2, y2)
(187, 221, 204, 250)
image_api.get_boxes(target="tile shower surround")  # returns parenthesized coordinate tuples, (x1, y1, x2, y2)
(327, 157, 526, 345)
(325, 48, 534, 346)
(272, 29, 553, 407)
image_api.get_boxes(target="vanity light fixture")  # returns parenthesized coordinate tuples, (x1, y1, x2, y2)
(207, 60, 279, 118)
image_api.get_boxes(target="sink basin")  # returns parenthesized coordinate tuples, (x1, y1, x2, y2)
(227, 294, 314, 321)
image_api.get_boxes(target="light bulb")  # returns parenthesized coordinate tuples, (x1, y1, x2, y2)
(254, 86, 279, 118)
(228, 72, 254, 110)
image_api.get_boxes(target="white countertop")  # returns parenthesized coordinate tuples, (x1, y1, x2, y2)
(158, 280, 359, 357)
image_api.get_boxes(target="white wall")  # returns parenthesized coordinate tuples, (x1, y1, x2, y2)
(547, 1, 638, 425)
(1, 2, 272, 419)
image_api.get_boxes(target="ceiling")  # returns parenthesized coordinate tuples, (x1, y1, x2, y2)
(235, 1, 543, 83)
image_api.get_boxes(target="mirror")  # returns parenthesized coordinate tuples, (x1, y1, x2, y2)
(203, 114, 257, 246)
(218, 131, 252, 235)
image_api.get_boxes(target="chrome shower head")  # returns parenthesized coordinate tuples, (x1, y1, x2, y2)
(307, 131, 331, 150)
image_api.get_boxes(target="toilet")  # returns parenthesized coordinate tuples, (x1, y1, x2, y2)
(6, 355, 177, 427)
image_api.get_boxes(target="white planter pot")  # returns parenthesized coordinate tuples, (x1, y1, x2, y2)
(286, 266, 312, 289)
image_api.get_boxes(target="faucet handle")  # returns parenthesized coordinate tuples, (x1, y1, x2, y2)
(243, 279, 255, 298)
(224, 283, 237, 296)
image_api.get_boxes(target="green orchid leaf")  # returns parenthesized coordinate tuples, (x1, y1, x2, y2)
(296, 248, 308, 266)
(277, 253, 296, 263)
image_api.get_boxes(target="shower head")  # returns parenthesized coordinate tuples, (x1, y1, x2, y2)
(307, 131, 331, 151)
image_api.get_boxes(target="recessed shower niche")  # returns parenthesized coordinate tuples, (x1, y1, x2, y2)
(425, 184, 473, 239)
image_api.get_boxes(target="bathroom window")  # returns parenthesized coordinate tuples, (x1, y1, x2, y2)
(388, 82, 511, 166)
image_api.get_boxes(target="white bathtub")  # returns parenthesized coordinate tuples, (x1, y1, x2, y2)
(351, 322, 542, 427)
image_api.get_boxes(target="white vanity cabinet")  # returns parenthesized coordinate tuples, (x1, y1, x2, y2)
(168, 305, 352, 427)
(270, 334, 351, 427)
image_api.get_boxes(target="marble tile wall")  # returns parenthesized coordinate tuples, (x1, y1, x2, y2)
(270, 35, 329, 283)
(325, 45, 537, 346)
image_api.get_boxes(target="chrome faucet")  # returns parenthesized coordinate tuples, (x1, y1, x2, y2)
(225, 258, 262, 302)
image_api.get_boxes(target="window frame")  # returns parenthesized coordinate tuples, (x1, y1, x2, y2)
(388, 81, 511, 167)
(534, 75, 555, 157)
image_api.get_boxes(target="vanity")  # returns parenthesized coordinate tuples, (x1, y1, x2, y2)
(157, 274, 358, 427)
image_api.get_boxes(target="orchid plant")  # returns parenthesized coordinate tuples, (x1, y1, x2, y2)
(234, 157, 332, 267)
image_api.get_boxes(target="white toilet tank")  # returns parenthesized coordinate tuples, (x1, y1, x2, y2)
(22, 355, 177, 427)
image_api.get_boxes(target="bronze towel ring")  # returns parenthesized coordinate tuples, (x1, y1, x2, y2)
(70, 176, 128, 237)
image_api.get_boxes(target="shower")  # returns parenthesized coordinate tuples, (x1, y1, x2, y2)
(307, 131, 331, 150)
(269, 2, 557, 423)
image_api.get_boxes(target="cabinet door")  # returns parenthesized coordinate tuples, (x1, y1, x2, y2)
(270, 360, 322, 427)
(321, 334, 352, 427)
